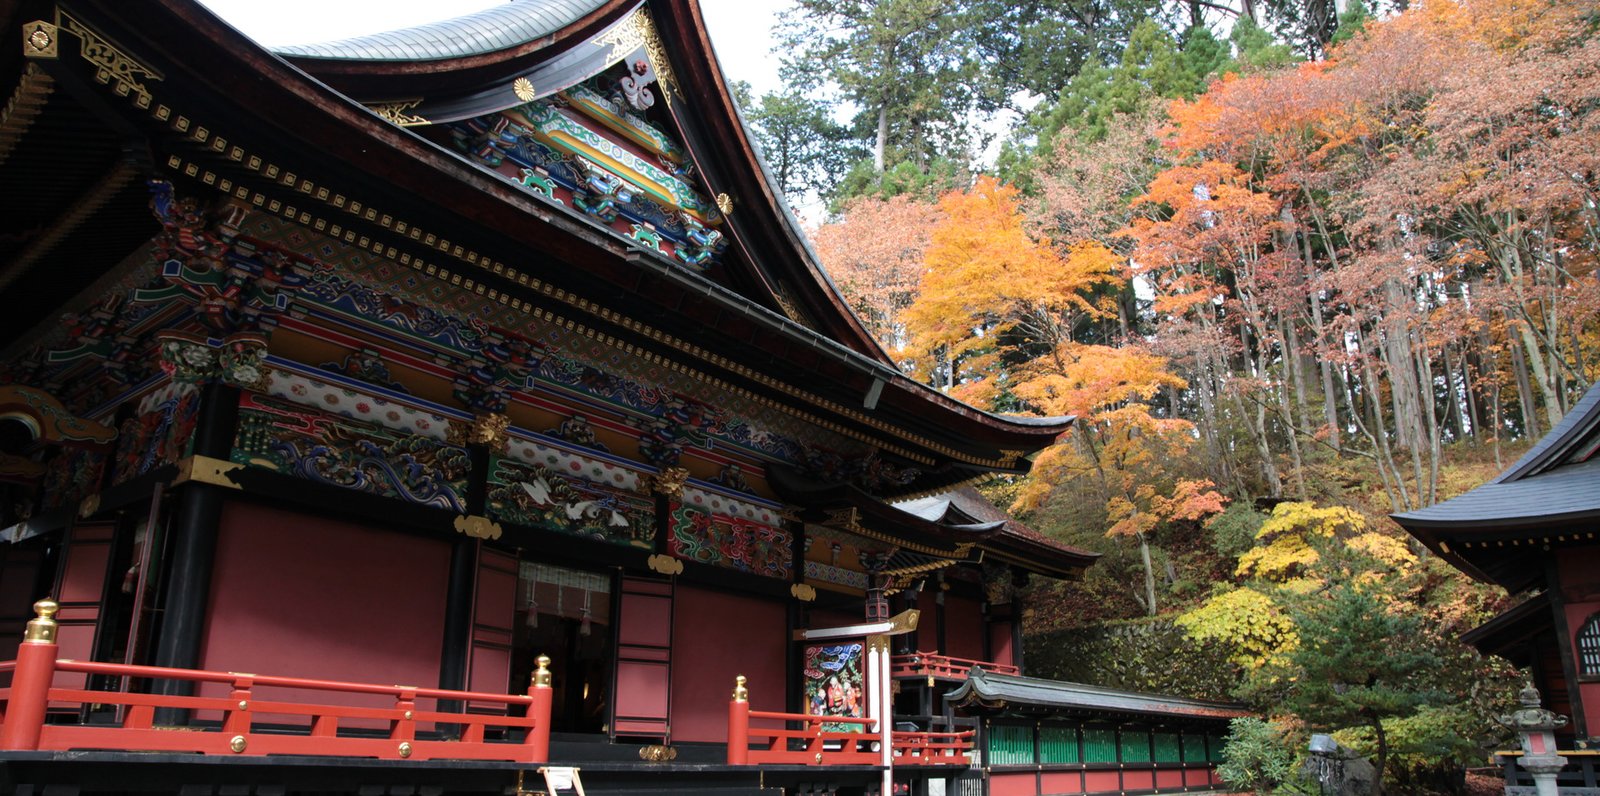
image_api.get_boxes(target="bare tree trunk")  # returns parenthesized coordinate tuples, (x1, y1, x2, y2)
(873, 104, 889, 173)
(1508, 326, 1541, 437)
(1415, 343, 1442, 506)
(1443, 345, 1468, 441)
(1138, 532, 1157, 617)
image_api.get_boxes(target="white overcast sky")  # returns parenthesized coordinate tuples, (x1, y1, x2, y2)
(197, 0, 790, 96)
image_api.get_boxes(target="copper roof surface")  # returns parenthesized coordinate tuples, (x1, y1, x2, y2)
(274, 0, 612, 60)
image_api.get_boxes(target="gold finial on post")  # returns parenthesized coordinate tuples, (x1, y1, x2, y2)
(733, 675, 748, 703)
(533, 655, 552, 688)
(23, 599, 58, 644)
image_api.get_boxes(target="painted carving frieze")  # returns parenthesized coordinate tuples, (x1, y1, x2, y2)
(447, 79, 729, 272)
(667, 501, 792, 579)
(547, 414, 607, 452)
(231, 392, 470, 512)
(158, 331, 268, 391)
(319, 349, 408, 395)
(264, 366, 454, 443)
(709, 462, 752, 494)
(112, 383, 198, 485)
(148, 180, 312, 338)
(800, 447, 920, 494)
(299, 269, 489, 354)
(246, 224, 857, 476)
(485, 455, 653, 548)
(38, 447, 104, 512)
(453, 333, 537, 414)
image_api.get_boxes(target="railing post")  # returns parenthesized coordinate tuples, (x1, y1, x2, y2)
(0, 600, 60, 750)
(527, 654, 553, 763)
(727, 675, 749, 765)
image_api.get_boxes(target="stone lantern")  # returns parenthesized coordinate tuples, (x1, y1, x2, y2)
(1499, 683, 1569, 796)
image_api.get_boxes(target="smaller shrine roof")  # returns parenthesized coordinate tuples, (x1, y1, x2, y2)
(274, 0, 612, 61)
(947, 667, 1247, 722)
(1393, 382, 1600, 592)
(894, 487, 1099, 577)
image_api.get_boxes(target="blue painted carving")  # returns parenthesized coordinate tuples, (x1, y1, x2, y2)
(486, 455, 653, 548)
(232, 392, 469, 512)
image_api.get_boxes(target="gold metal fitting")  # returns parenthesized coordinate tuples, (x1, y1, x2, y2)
(398, 741, 413, 758)
(403, 710, 413, 720)
(639, 744, 678, 762)
(238, 700, 249, 711)
(229, 735, 247, 753)
(533, 655, 552, 688)
(23, 599, 58, 644)
(733, 675, 748, 703)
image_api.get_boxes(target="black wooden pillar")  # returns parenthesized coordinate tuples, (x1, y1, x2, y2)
(151, 383, 237, 720)
(439, 441, 491, 695)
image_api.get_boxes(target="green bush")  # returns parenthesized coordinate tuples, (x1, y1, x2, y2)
(1217, 717, 1298, 793)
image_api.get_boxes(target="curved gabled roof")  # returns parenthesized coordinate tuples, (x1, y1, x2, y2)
(47, 0, 1072, 482)
(1394, 383, 1600, 532)
(948, 667, 1247, 722)
(275, 1, 610, 61)
(1394, 382, 1600, 591)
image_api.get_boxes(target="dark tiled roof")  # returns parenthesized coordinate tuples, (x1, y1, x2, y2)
(1394, 383, 1600, 528)
(1391, 456, 1600, 527)
(274, 0, 610, 61)
(947, 667, 1247, 720)
(894, 486, 1097, 561)
(1490, 382, 1600, 484)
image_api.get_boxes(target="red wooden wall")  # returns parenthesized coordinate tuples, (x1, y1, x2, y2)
(669, 584, 785, 743)
(199, 501, 449, 699)
(945, 594, 985, 661)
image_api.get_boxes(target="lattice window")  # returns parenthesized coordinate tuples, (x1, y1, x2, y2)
(1580, 613, 1600, 677)
(987, 724, 1036, 765)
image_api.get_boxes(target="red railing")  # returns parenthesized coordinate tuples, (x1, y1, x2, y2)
(0, 600, 552, 762)
(891, 651, 1018, 681)
(725, 676, 972, 768)
(891, 729, 974, 765)
(727, 700, 880, 765)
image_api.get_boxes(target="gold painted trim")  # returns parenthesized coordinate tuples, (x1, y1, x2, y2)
(595, 9, 679, 107)
(646, 553, 684, 576)
(22, 20, 58, 59)
(77, 493, 100, 520)
(638, 744, 678, 762)
(23, 599, 58, 644)
(173, 454, 244, 490)
(367, 99, 428, 127)
(644, 466, 689, 498)
(58, 11, 161, 109)
(789, 582, 816, 602)
(512, 77, 536, 103)
(454, 514, 503, 540)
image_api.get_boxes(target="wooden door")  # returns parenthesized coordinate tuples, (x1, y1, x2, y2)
(612, 576, 673, 740)
(51, 522, 116, 690)
(466, 545, 517, 709)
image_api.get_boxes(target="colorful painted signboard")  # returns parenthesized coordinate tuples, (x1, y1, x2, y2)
(803, 641, 866, 732)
